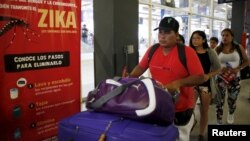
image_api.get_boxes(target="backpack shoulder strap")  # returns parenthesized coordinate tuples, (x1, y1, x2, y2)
(148, 43, 160, 63)
(234, 44, 243, 60)
(234, 43, 245, 65)
(177, 43, 187, 71)
(148, 43, 187, 71)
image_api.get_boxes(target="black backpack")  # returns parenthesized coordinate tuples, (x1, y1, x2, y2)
(147, 43, 188, 71)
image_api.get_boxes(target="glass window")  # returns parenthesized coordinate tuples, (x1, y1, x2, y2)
(213, 2, 232, 20)
(177, 0, 189, 8)
(139, 4, 150, 60)
(190, 16, 210, 41)
(140, 0, 150, 3)
(212, 20, 228, 41)
(152, 0, 161, 4)
(81, 1, 94, 48)
(158, 0, 175, 7)
(191, 0, 211, 16)
(81, 0, 94, 111)
(177, 15, 189, 45)
(154, 0, 189, 8)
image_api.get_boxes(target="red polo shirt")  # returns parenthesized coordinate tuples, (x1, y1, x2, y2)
(139, 45, 204, 112)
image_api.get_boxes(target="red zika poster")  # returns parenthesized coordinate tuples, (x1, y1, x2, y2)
(0, 0, 81, 140)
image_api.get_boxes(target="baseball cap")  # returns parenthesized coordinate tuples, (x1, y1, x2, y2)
(154, 17, 179, 32)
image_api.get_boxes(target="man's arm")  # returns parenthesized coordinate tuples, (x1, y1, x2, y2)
(129, 65, 146, 78)
(165, 47, 205, 92)
(164, 75, 205, 92)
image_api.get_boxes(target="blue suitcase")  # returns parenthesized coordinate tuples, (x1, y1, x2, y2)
(58, 111, 179, 141)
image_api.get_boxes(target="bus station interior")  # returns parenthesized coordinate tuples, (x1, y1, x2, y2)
(81, 0, 250, 140)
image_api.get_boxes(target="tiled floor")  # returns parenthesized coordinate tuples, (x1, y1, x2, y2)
(190, 79, 250, 141)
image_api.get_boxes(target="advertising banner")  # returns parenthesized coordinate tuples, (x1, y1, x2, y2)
(0, 0, 81, 140)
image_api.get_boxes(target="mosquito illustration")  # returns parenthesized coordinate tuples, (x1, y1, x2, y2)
(0, 16, 40, 47)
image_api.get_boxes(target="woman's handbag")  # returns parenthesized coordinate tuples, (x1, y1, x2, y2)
(86, 77, 175, 126)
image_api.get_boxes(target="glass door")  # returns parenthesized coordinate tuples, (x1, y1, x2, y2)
(81, 0, 94, 111)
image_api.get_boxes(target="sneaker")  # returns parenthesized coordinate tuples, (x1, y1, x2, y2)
(227, 113, 234, 124)
(216, 119, 222, 125)
(198, 135, 205, 141)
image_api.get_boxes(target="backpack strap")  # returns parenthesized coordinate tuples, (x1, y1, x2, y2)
(234, 44, 243, 60)
(147, 43, 187, 71)
(147, 43, 160, 63)
(177, 43, 187, 71)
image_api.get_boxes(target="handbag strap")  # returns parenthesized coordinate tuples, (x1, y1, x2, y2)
(89, 76, 122, 99)
(90, 77, 145, 109)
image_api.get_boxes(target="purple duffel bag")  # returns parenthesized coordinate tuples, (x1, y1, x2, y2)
(86, 77, 175, 126)
(58, 111, 179, 141)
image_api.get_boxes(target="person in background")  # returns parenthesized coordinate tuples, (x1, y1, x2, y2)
(209, 36, 220, 105)
(215, 28, 250, 125)
(82, 24, 89, 43)
(209, 37, 219, 49)
(129, 17, 205, 141)
(178, 34, 185, 44)
(189, 30, 221, 141)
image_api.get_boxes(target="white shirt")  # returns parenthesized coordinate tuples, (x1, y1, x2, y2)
(218, 50, 241, 76)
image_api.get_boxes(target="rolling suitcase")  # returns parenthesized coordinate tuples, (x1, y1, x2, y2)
(58, 111, 179, 141)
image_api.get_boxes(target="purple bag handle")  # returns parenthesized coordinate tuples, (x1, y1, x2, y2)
(89, 77, 145, 109)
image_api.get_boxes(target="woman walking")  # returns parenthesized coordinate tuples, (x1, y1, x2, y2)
(189, 30, 221, 141)
(215, 28, 249, 125)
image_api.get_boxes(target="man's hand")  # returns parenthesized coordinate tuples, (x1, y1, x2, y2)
(203, 74, 210, 82)
(156, 81, 165, 89)
(164, 80, 181, 93)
